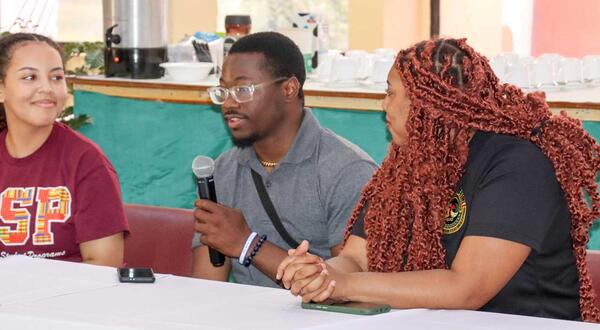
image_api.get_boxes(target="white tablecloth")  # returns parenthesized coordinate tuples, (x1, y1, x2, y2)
(1, 256, 598, 330)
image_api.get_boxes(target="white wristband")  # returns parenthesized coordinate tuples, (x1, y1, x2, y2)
(239, 232, 258, 265)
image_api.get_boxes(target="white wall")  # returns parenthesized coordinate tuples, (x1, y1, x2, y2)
(57, 0, 102, 42)
(502, 0, 534, 56)
(440, 0, 503, 56)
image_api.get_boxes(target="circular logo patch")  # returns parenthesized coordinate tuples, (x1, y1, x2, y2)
(444, 190, 467, 234)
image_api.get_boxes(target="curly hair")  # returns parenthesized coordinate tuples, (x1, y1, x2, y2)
(343, 38, 600, 322)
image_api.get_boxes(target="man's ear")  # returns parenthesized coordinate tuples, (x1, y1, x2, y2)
(282, 76, 300, 101)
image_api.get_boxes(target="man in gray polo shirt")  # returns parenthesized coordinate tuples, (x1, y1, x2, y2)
(191, 32, 377, 288)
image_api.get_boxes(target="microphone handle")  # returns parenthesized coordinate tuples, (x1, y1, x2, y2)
(209, 248, 225, 267)
(197, 175, 226, 267)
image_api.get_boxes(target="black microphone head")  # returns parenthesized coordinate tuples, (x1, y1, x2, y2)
(192, 155, 215, 178)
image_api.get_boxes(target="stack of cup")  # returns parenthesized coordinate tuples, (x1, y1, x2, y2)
(583, 55, 600, 84)
(369, 48, 395, 84)
(346, 50, 371, 80)
(556, 57, 583, 86)
(329, 55, 356, 84)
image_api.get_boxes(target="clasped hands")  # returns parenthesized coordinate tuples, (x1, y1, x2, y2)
(195, 199, 344, 301)
(276, 240, 344, 303)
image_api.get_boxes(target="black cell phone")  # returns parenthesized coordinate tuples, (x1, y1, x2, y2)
(301, 301, 391, 315)
(117, 267, 156, 283)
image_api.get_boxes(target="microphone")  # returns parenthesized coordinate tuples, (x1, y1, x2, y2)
(192, 155, 225, 267)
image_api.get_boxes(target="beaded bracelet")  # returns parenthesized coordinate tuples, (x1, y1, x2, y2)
(243, 234, 267, 267)
(239, 232, 258, 265)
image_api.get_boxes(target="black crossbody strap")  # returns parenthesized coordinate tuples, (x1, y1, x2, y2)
(250, 169, 300, 249)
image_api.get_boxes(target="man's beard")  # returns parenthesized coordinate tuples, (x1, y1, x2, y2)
(231, 133, 259, 148)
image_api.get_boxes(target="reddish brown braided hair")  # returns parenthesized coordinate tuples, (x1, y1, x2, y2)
(344, 38, 600, 322)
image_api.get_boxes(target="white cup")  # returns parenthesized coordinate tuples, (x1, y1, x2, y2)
(489, 56, 507, 81)
(532, 59, 557, 88)
(556, 58, 582, 85)
(537, 53, 562, 76)
(582, 55, 600, 84)
(370, 58, 394, 83)
(316, 50, 341, 81)
(519, 56, 535, 66)
(330, 56, 356, 82)
(497, 52, 520, 67)
(373, 48, 396, 60)
(345, 50, 370, 80)
(504, 62, 531, 89)
(536, 53, 563, 85)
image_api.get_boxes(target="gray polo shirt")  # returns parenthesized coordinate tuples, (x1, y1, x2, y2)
(192, 109, 377, 287)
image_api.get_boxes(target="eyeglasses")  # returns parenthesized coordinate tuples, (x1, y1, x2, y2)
(207, 77, 289, 105)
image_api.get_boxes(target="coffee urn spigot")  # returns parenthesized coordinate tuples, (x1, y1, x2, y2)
(105, 24, 121, 47)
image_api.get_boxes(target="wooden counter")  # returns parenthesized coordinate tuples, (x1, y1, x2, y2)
(68, 75, 600, 121)
(68, 76, 384, 111)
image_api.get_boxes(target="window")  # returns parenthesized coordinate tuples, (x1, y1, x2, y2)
(217, 0, 348, 50)
(0, 0, 58, 36)
(0, 0, 102, 42)
(440, 0, 600, 57)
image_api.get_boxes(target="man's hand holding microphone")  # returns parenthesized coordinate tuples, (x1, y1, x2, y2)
(192, 156, 253, 266)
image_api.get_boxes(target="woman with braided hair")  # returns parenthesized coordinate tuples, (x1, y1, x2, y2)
(276, 38, 600, 322)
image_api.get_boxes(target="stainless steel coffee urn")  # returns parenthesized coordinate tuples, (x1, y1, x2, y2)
(103, 0, 167, 79)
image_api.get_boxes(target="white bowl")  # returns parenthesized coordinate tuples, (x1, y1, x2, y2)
(160, 62, 212, 82)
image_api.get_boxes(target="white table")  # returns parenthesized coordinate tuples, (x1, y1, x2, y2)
(1, 256, 598, 330)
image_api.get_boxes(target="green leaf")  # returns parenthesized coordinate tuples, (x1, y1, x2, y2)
(58, 111, 91, 131)
(85, 48, 104, 70)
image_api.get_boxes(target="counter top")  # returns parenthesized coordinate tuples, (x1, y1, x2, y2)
(68, 75, 600, 119)
(69, 75, 385, 111)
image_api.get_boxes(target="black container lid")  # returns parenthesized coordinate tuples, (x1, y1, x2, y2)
(225, 15, 252, 26)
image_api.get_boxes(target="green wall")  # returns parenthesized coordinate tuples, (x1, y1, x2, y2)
(74, 90, 600, 248)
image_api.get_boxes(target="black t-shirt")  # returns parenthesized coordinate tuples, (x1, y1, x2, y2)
(352, 131, 581, 320)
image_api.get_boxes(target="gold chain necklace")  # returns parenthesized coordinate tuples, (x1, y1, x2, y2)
(259, 159, 278, 167)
